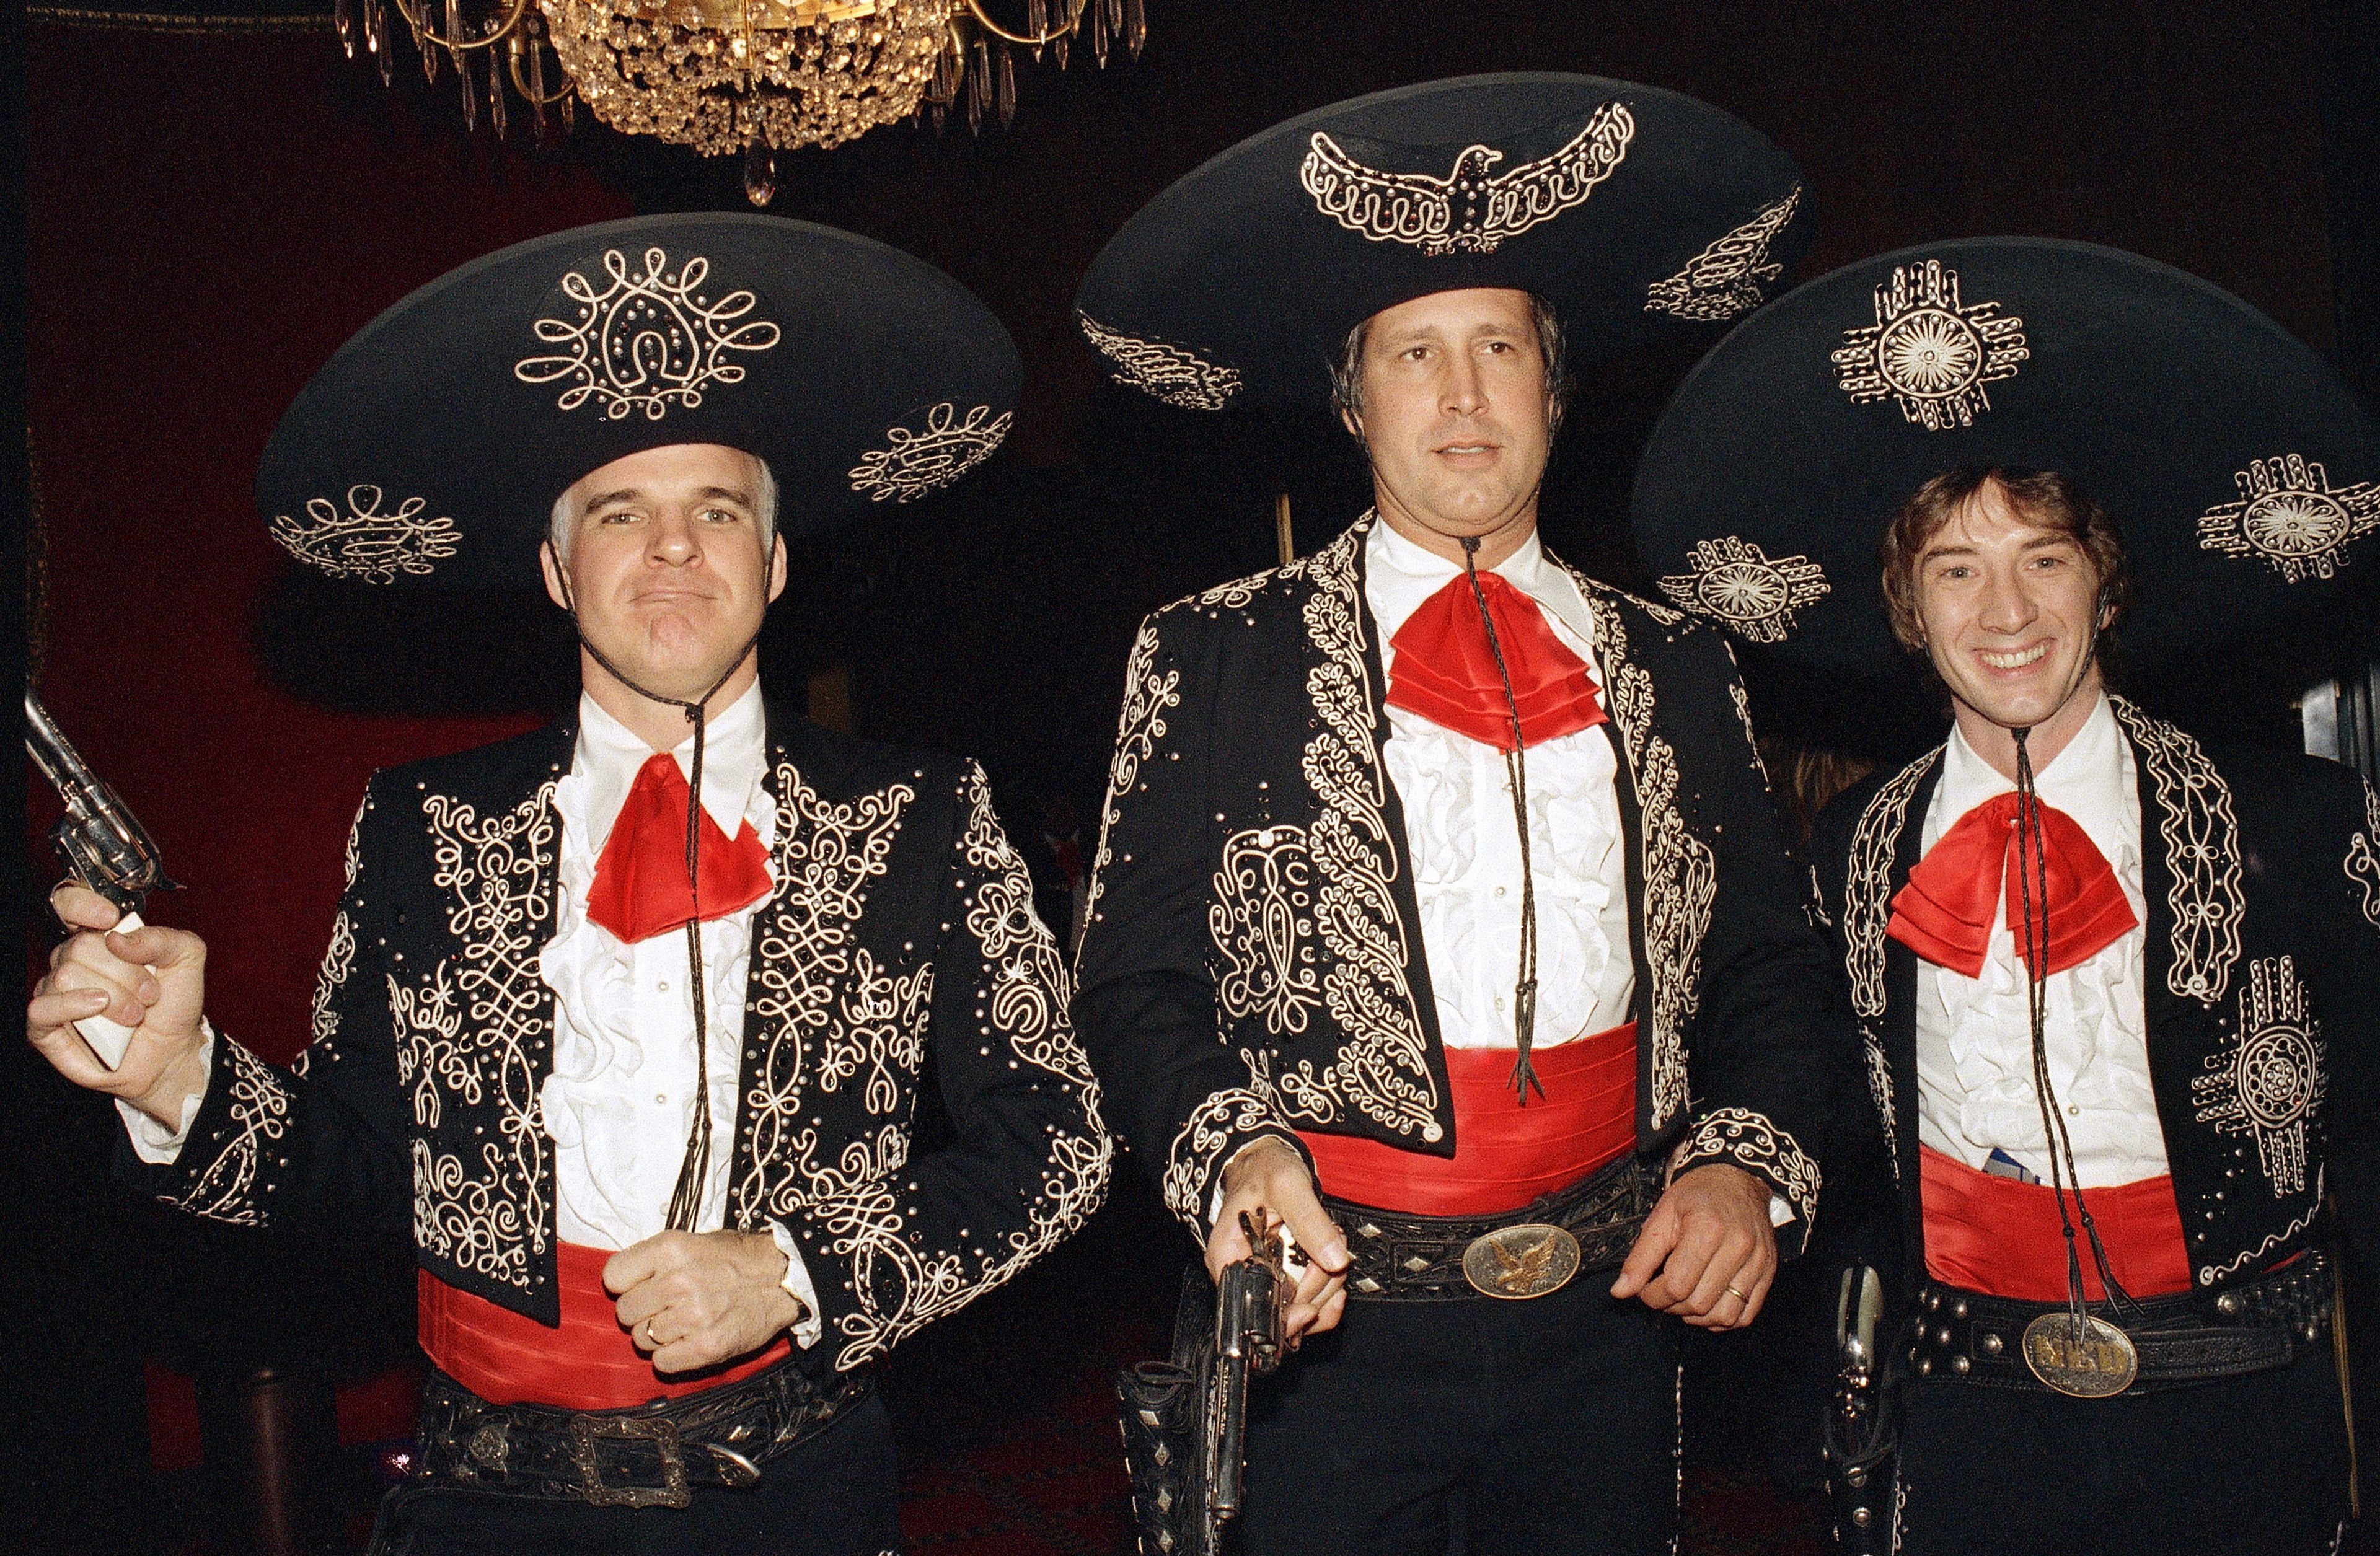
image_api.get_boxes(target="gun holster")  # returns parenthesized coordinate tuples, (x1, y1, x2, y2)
(1823, 1316, 1906, 1556)
(1117, 1265, 1223, 1556)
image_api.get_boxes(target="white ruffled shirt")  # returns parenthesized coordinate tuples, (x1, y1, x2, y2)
(123, 683, 821, 1349)
(541, 683, 819, 1346)
(1912, 693, 2170, 1188)
(1365, 520, 1637, 1050)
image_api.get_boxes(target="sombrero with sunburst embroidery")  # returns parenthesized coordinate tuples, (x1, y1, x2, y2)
(256, 213, 1020, 591)
(1631, 237, 2379, 674)
(1072, 73, 1810, 411)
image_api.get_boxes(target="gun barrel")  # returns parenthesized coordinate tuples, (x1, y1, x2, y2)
(25, 692, 94, 799)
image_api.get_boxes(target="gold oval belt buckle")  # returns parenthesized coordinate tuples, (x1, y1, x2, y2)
(2020, 1312, 2139, 1398)
(1461, 1223, 1582, 1299)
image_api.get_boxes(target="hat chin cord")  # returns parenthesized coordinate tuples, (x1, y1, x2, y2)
(555, 567, 765, 1234)
(2003, 607, 2138, 1335)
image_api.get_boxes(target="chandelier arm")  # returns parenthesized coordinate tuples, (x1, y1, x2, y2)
(964, 0, 1086, 46)
(389, 0, 532, 53)
(506, 39, 578, 104)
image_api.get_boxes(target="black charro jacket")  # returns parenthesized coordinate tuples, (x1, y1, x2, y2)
(1073, 515, 1849, 1252)
(125, 703, 1110, 1376)
(1808, 697, 2380, 1293)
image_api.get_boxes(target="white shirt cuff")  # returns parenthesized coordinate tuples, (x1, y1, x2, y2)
(118, 1022, 216, 1165)
(767, 1221, 824, 1350)
(1769, 1192, 1794, 1228)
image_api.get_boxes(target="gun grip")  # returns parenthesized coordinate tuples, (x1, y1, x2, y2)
(71, 908, 144, 1069)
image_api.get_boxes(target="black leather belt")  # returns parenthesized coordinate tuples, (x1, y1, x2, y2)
(1325, 1154, 1653, 1303)
(1906, 1250, 2332, 1396)
(409, 1360, 872, 1509)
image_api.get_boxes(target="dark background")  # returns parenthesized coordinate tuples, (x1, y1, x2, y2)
(16, 1, 2380, 1550)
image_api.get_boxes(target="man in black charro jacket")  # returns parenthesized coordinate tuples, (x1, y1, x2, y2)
(1633, 237, 2378, 1554)
(1070, 76, 1847, 1554)
(26, 216, 1109, 1554)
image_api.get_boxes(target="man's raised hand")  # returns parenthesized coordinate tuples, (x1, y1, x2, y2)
(28, 884, 211, 1127)
(1209, 1136, 1352, 1343)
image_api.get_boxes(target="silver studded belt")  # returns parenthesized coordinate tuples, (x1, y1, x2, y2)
(1905, 1249, 2333, 1396)
(408, 1361, 872, 1509)
(1324, 1154, 1652, 1303)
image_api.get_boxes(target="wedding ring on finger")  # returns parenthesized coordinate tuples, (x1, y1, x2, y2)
(1725, 1284, 1750, 1304)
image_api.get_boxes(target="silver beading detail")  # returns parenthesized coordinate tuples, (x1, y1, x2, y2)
(514, 246, 780, 421)
(1077, 314, 1241, 410)
(2197, 454, 2380, 583)
(1300, 102, 1634, 257)
(270, 485, 461, 584)
(1646, 187, 1801, 322)
(1832, 260, 2028, 431)
(848, 403, 1013, 503)
(1658, 537, 1830, 643)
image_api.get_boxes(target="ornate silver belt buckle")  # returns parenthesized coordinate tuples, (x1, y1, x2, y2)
(1461, 1223, 1581, 1299)
(570, 1413, 693, 1509)
(2020, 1312, 2138, 1399)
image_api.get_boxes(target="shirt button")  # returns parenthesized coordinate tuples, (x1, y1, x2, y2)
(657, 1093, 668, 1105)
(1495, 886, 1507, 898)
(657, 980, 671, 993)
(2067, 1104, 2081, 1117)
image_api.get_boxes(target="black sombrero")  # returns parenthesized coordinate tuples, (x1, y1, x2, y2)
(258, 214, 1021, 591)
(1072, 73, 1809, 411)
(1631, 237, 2380, 675)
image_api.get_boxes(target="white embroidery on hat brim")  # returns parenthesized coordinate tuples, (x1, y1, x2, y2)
(1646, 187, 1802, 322)
(1832, 260, 2028, 431)
(270, 485, 462, 583)
(514, 247, 781, 422)
(1300, 100, 1634, 257)
(1657, 536, 1830, 643)
(848, 403, 1013, 503)
(1077, 313, 1242, 410)
(2197, 454, 2380, 583)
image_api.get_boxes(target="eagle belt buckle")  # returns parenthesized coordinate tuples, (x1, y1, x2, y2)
(1461, 1223, 1582, 1299)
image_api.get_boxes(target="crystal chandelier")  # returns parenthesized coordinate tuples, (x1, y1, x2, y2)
(335, 0, 1147, 204)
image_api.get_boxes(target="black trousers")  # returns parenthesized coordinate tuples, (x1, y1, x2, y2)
(1894, 1347, 2353, 1555)
(1237, 1280, 1680, 1556)
(367, 1386, 904, 1555)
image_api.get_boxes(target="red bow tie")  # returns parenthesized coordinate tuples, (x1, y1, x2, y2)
(584, 753, 773, 945)
(1386, 572, 1607, 751)
(1887, 791, 2137, 979)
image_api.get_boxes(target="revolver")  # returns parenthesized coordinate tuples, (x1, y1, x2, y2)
(25, 692, 175, 1066)
(1202, 1211, 1296, 1531)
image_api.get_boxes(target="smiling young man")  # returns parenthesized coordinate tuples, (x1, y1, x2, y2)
(1070, 77, 1844, 1555)
(1633, 238, 2380, 1555)
(26, 216, 1109, 1555)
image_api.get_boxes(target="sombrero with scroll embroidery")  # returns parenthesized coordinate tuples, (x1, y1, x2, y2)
(1631, 237, 2379, 674)
(257, 213, 1021, 591)
(1073, 72, 1811, 411)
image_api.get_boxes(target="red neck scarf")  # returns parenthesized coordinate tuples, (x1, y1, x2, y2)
(1887, 791, 2136, 978)
(1385, 572, 1606, 750)
(583, 752, 773, 945)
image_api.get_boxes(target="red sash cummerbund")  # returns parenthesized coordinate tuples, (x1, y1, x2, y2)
(418, 1241, 792, 1410)
(1298, 1021, 1637, 1217)
(1919, 1146, 2193, 1303)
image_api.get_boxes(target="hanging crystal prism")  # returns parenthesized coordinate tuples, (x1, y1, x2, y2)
(363, 0, 382, 53)
(995, 40, 1016, 128)
(335, 0, 356, 58)
(743, 136, 777, 206)
(528, 22, 550, 139)
(560, 86, 575, 131)
(929, 97, 946, 133)
(1027, 0, 1044, 61)
(967, 38, 987, 132)
(422, 22, 440, 82)
(458, 47, 479, 131)
(1053, 25, 1067, 69)
(1090, 0, 1108, 68)
(1124, 0, 1145, 59)
(446, 0, 468, 87)
(488, 41, 508, 138)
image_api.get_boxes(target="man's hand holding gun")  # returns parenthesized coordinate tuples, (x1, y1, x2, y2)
(24, 694, 213, 1131)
